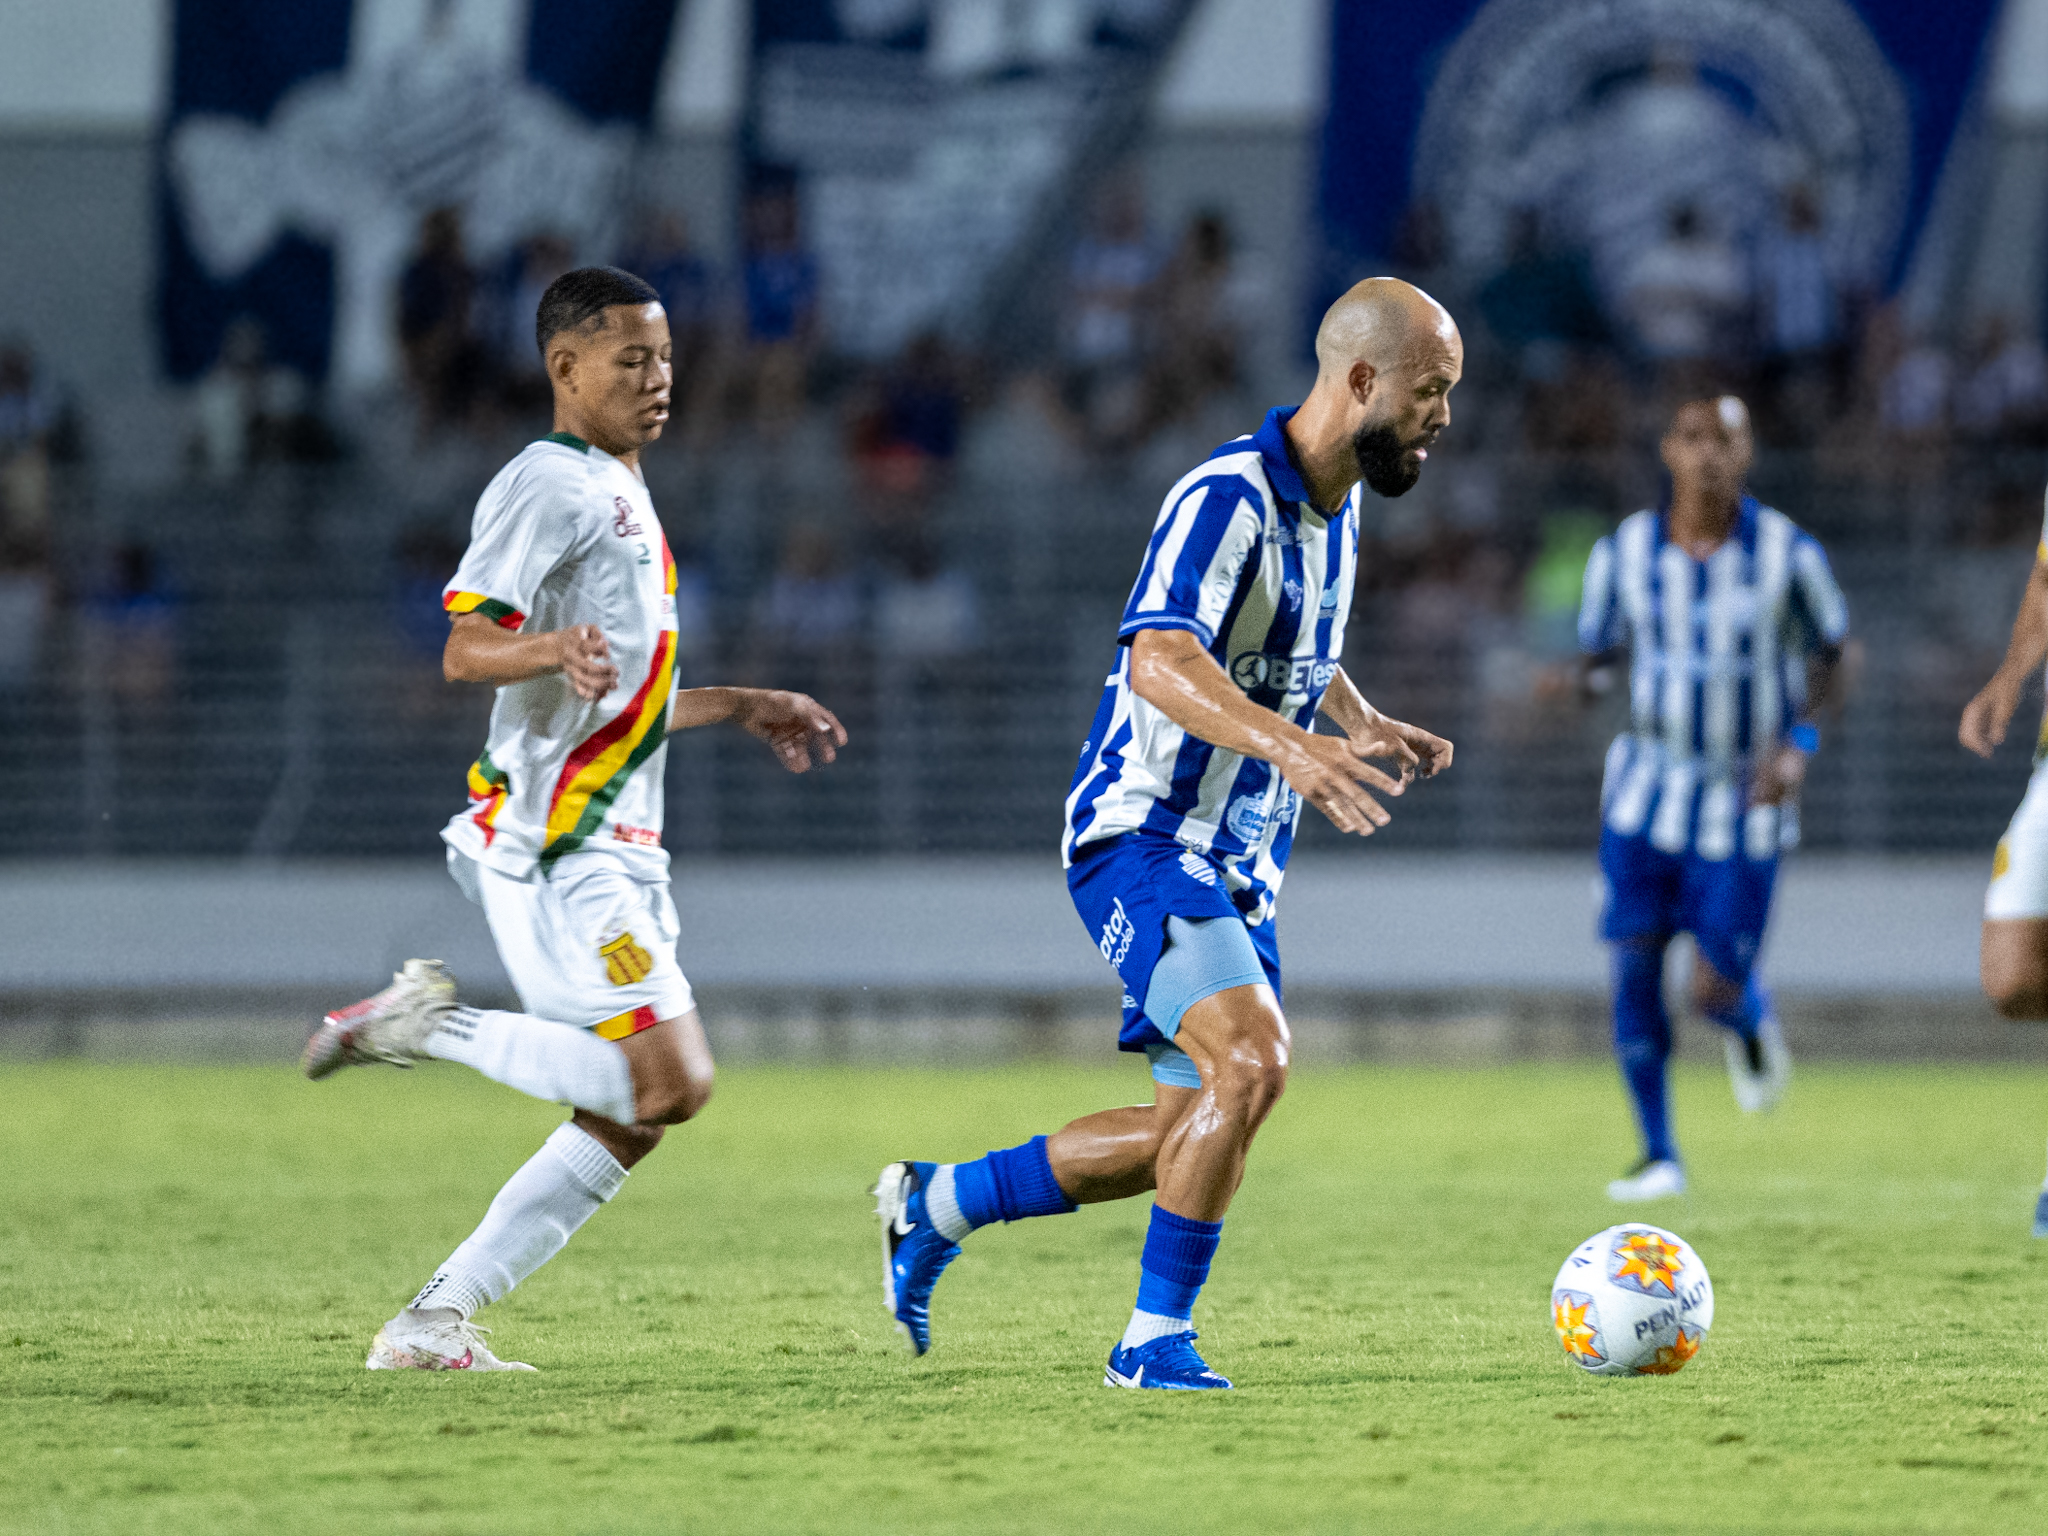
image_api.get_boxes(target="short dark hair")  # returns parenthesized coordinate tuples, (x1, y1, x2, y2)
(534, 266, 661, 359)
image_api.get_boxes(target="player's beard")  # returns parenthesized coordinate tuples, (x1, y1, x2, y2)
(1353, 420, 1425, 498)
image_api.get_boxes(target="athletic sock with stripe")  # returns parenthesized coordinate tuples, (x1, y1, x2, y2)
(1120, 1205, 1223, 1349)
(425, 1006, 637, 1123)
(407, 1122, 629, 1318)
(924, 1135, 1077, 1242)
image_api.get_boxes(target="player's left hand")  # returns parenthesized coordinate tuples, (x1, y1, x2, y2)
(737, 690, 847, 773)
(1750, 742, 1808, 806)
(1351, 715, 1454, 781)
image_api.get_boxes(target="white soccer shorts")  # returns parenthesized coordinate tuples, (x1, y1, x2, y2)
(1987, 759, 2048, 920)
(448, 848, 695, 1038)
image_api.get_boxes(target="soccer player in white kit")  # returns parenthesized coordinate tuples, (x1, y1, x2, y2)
(302, 268, 845, 1370)
(1960, 485, 2048, 1234)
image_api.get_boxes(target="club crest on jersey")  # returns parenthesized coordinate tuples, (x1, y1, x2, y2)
(1226, 796, 1267, 842)
(612, 496, 642, 537)
(599, 930, 655, 986)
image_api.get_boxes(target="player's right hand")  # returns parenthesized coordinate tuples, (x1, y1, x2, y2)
(1277, 732, 1406, 837)
(1960, 675, 2020, 759)
(554, 624, 619, 701)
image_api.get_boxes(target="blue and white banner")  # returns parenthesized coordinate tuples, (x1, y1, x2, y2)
(748, 0, 1190, 357)
(1318, 0, 2002, 304)
(161, 0, 680, 388)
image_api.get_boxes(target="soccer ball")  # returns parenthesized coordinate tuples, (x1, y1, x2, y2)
(1551, 1224, 1713, 1376)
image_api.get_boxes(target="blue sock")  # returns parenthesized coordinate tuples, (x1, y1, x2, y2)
(1612, 940, 1678, 1165)
(950, 1135, 1078, 1229)
(1123, 1205, 1223, 1346)
(1701, 976, 1769, 1041)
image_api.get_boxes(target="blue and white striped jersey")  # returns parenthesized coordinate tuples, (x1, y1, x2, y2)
(1579, 496, 1848, 860)
(1063, 406, 1359, 926)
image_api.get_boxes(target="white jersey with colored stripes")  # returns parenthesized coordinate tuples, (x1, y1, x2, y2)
(1578, 496, 1847, 860)
(440, 432, 679, 879)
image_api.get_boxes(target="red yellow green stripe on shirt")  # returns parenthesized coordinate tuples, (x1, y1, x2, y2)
(540, 627, 676, 867)
(466, 749, 510, 847)
(444, 591, 525, 629)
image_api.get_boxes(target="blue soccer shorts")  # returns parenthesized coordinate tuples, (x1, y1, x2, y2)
(1598, 824, 1777, 986)
(1066, 831, 1279, 1085)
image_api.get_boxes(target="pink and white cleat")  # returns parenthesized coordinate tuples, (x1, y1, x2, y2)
(366, 1308, 536, 1372)
(302, 959, 457, 1079)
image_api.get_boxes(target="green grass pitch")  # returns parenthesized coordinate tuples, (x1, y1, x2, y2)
(6, 1058, 2048, 1534)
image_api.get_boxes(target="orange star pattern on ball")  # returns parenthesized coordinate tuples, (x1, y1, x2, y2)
(1637, 1327, 1702, 1375)
(1612, 1231, 1685, 1295)
(1553, 1294, 1603, 1364)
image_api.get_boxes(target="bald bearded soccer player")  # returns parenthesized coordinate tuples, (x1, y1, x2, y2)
(874, 278, 1461, 1389)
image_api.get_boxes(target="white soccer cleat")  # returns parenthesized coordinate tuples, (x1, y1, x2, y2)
(303, 959, 457, 1079)
(1607, 1158, 1686, 1202)
(1724, 1016, 1791, 1113)
(365, 1308, 535, 1372)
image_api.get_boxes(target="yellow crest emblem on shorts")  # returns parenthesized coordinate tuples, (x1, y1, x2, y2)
(600, 931, 655, 986)
(1994, 840, 2011, 881)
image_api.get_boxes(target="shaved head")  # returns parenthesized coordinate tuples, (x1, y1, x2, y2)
(1297, 277, 1464, 498)
(1314, 277, 1458, 383)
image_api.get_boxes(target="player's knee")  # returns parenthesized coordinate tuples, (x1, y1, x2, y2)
(640, 1064, 714, 1126)
(1213, 1023, 1289, 1120)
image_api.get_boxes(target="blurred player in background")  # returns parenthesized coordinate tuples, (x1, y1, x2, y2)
(875, 279, 1457, 1390)
(1579, 396, 1847, 1202)
(1958, 485, 2048, 1235)
(301, 267, 844, 1371)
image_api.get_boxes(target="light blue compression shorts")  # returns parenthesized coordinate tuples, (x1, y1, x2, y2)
(1140, 914, 1270, 1089)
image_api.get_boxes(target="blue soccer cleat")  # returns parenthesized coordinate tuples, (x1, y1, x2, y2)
(874, 1160, 959, 1356)
(1104, 1331, 1233, 1390)
(2033, 1186, 2048, 1239)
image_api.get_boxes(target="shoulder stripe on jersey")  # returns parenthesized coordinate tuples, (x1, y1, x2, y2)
(444, 591, 525, 629)
(1125, 476, 1261, 642)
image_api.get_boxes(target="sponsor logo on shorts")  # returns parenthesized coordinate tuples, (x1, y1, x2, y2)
(1228, 652, 1339, 696)
(1178, 849, 1218, 886)
(599, 930, 655, 986)
(1099, 898, 1136, 968)
(611, 822, 661, 848)
(1226, 796, 1267, 842)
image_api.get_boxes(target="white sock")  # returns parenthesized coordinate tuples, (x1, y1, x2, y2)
(1120, 1309, 1193, 1350)
(925, 1165, 973, 1242)
(426, 1007, 636, 1123)
(407, 1123, 629, 1318)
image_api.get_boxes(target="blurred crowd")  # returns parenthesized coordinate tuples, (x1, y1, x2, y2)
(5, 167, 2045, 843)
(1393, 184, 2048, 463)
